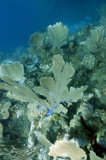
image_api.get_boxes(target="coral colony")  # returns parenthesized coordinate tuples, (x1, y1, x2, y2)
(0, 21, 106, 159)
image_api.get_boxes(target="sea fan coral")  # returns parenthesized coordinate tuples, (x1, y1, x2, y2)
(34, 54, 87, 115)
(0, 61, 25, 83)
(46, 22, 68, 48)
(85, 25, 106, 54)
(48, 139, 86, 160)
(0, 55, 86, 117)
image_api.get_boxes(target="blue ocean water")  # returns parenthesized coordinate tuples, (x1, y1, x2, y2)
(0, 0, 105, 53)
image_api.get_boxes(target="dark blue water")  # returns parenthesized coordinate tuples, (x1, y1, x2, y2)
(0, 0, 105, 53)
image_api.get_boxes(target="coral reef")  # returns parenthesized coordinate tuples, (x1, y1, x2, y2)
(0, 15, 106, 160)
(0, 54, 86, 117)
(28, 22, 68, 64)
